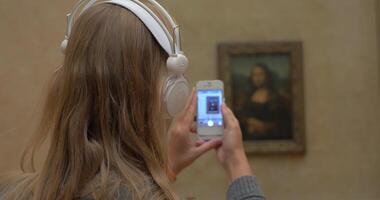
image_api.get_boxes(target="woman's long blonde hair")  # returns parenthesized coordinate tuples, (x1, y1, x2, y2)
(0, 3, 177, 200)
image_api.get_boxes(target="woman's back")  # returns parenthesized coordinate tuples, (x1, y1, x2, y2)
(0, 1, 265, 200)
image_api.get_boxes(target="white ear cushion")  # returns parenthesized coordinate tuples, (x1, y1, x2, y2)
(164, 75, 190, 117)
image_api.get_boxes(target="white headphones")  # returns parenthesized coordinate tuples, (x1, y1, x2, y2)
(61, 0, 190, 117)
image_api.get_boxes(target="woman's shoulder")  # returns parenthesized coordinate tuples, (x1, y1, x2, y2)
(78, 172, 161, 200)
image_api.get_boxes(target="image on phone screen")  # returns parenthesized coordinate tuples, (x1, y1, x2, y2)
(197, 89, 223, 128)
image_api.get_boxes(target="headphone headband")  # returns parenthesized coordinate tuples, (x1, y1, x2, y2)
(63, 0, 182, 55)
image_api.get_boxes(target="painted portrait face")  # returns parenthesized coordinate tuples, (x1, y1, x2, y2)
(251, 66, 267, 87)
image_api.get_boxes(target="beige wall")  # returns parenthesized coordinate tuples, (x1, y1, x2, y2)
(378, 0, 380, 96)
(0, 0, 379, 199)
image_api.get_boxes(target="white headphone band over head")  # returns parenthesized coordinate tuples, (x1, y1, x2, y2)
(61, 0, 190, 117)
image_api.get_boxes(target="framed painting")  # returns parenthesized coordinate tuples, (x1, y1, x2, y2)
(218, 42, 305, 154)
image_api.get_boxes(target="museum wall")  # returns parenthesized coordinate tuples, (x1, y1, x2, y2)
(0, 0, 379, 199)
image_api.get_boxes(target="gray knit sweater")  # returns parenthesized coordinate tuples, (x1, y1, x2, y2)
(80, 176, 265, 200)
(0, 176, 265, 200)
(226, 176, 265, 200)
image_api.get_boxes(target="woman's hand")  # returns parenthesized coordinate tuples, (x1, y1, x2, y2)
(168, 89, 222, 177)
(216, 104, 252, 183)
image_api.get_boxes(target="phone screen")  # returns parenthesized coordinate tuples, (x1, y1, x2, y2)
(197, 89, 223, 128)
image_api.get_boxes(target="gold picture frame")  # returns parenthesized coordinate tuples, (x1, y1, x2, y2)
(218, 42, 305, 154)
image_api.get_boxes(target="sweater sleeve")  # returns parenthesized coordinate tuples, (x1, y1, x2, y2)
(226, 176, 266, 200)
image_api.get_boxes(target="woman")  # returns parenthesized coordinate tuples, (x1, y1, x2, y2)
(0, 2, 265, 200)
(240, 63, 291, 140)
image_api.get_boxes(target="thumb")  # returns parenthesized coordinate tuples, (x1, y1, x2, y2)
(194, 139, 223, 156)
(222, 104, 235, 129)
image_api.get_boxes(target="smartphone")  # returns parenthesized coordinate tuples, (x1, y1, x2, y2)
(196, 80, 224, 140)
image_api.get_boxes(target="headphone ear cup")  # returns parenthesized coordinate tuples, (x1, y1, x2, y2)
(164, 75, 190, 117)
(60, 39, 68, 54)
(167, 54, 189, 74)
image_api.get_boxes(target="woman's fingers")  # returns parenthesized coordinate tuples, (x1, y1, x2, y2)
(177, 88, 196, 125)
(194, 139, 223, 156)
(222, 104, 236, 128)
(171, 89, 196, 136)
(181, 88, 195, 113)
(183, 90, 197, 124)
(195, 140, 205, 146)
(190, 122, 197, 134)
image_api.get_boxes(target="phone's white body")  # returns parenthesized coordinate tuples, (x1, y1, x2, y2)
(196, 80, 224, 140)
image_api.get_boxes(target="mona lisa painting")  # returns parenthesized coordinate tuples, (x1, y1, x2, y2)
(218, 42, 305, 154)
